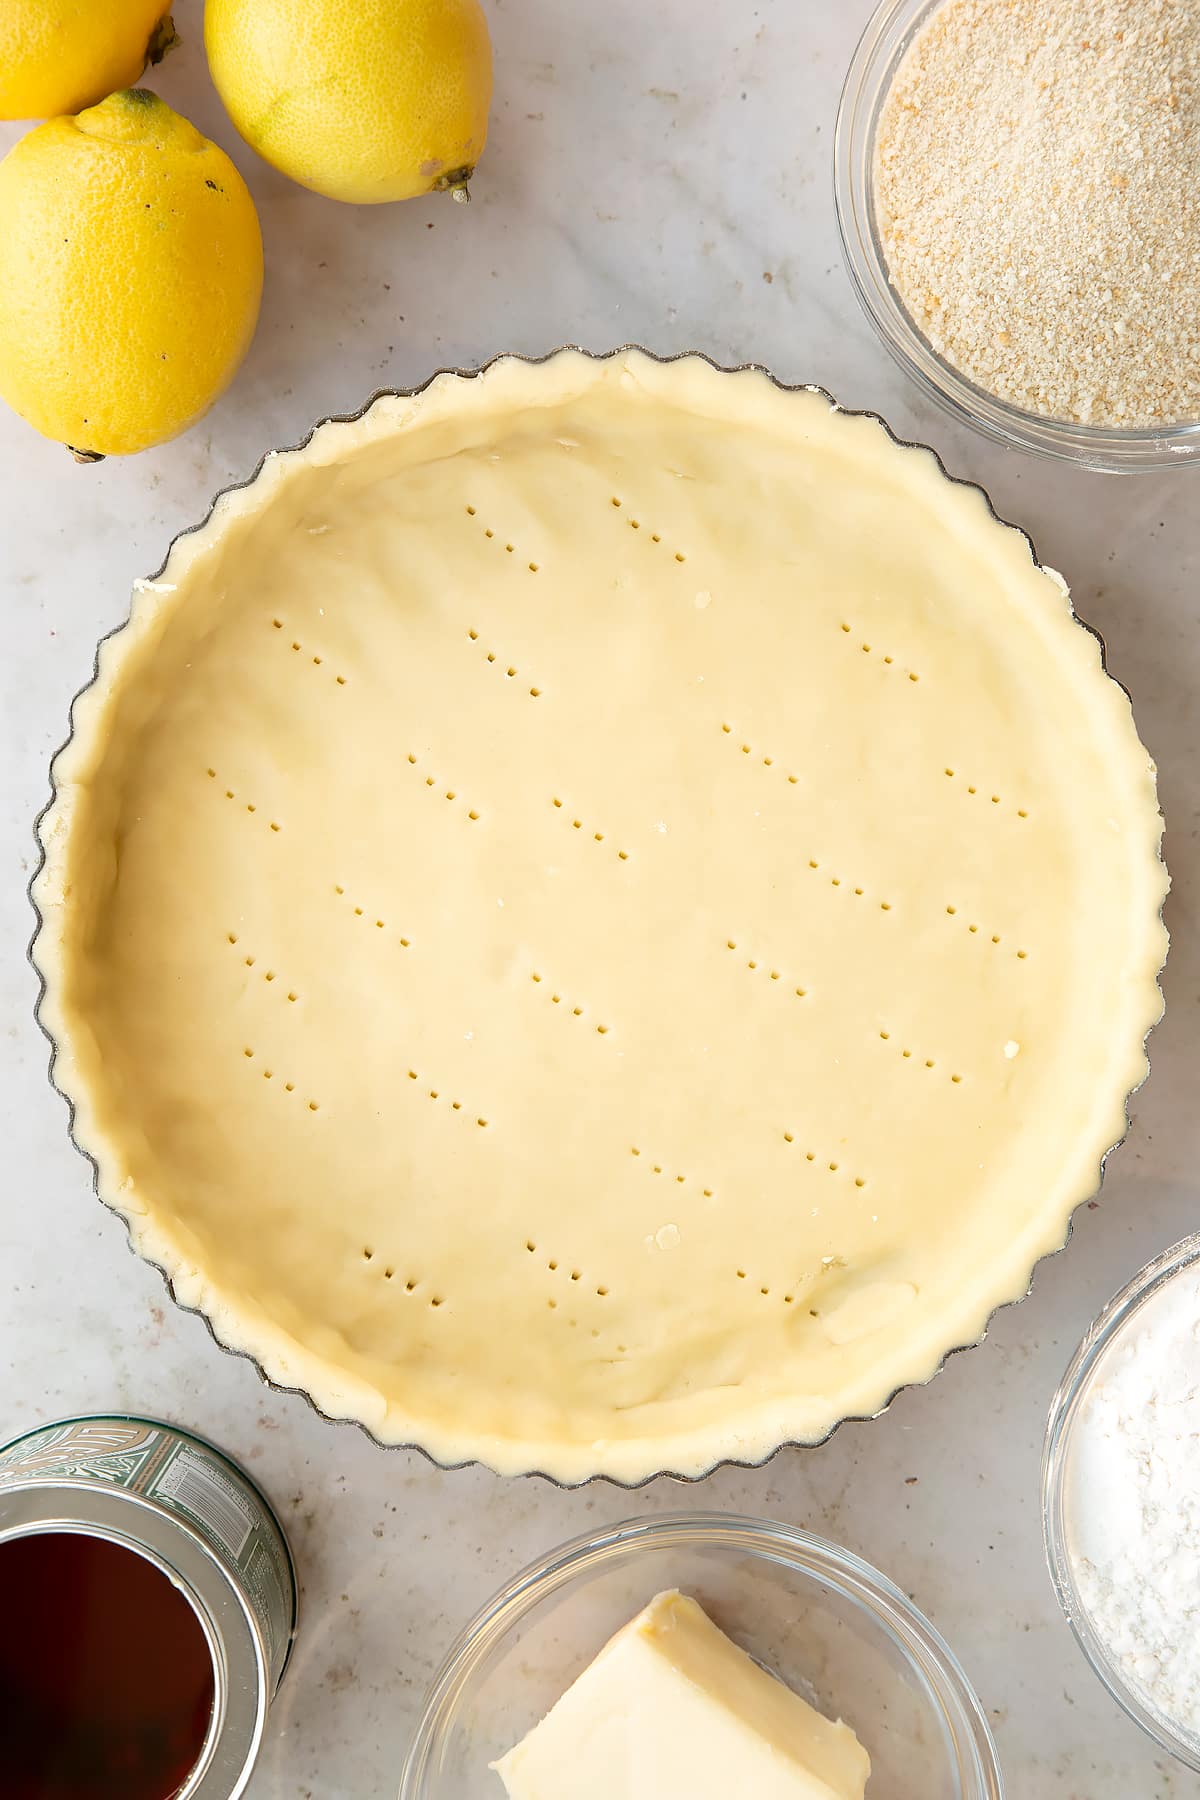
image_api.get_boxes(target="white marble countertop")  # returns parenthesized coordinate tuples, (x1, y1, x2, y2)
(2, 3, 1198, 1794)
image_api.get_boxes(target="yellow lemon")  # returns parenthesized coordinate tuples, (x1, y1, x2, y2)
(0, 90, 263, 458)
(204, 0, 492, 204)
(0, 0, 178, 122)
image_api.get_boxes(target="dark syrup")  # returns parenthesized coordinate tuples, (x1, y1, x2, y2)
(0, 1531, 215, 1800)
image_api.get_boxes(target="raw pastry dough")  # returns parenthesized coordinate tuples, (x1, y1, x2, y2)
(33, 352, 1167, 1482)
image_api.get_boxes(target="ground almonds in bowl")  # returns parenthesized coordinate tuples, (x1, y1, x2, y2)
(836, 0, 1200, 466)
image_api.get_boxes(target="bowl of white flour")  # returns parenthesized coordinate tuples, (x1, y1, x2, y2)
(1044, 1234, 1200, 1770)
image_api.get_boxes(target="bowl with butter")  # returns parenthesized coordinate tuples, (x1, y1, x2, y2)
(399, 1510, 1003, 1798)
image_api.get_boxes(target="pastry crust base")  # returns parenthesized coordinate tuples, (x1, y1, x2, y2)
(33, 352, 1167, 1483)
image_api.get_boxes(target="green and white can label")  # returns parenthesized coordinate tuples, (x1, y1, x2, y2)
(0, 1415, 297, 1692)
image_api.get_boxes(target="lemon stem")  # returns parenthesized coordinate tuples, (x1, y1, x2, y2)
(67, 447, 105, 465)
(146, 13, 179, 68)
(434, 164, 475, 203)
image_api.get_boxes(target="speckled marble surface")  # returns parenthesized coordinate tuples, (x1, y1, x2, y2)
(2, 3, 1198, 1795)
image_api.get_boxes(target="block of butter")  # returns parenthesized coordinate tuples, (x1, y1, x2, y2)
(492, 1589, 870, 1799)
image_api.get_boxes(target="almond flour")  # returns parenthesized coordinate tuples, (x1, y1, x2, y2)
(874, 0, 1200, 427)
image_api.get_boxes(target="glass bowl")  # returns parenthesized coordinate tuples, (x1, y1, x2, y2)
(399, 1510, 1004, 1799)
(1043, 1234, 1200, 1771)
(834, 0, 1200, 472)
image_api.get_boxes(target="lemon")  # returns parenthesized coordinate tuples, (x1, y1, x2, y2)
(0, 90, 263, 458)
(0, 1, 178, 122)
(204, 0, 492, 204)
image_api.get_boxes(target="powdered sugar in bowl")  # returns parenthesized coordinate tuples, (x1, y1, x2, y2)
(1043, 1235, 1200, 1771)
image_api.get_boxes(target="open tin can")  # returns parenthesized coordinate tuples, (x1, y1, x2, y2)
(0, 1413, 297, 1799)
